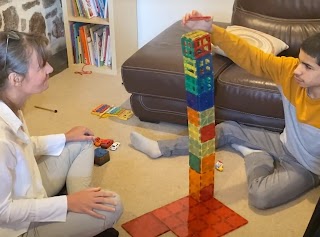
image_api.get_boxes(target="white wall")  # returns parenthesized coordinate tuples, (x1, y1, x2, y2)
(137, 0, 235, 48)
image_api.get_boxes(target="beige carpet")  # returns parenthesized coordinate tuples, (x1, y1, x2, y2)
(24, 68, 319, 237)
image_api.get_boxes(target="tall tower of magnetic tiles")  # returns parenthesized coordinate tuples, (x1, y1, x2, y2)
(181, 30, 215, 202)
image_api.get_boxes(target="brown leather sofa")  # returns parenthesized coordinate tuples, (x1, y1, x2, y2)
(121, 0, 320, 132)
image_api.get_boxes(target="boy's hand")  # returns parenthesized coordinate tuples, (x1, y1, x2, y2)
(182, 10, 213, 32)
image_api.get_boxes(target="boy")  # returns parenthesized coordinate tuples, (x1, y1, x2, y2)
(130, 10, 320, 210)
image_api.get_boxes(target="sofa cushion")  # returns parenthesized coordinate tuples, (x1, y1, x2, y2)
(212, 25, 289, 57)
(215, 63, 285, 129)
(232, 0, 320, 57)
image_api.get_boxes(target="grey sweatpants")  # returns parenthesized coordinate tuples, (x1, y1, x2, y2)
(158, 121, 320, 209)
(21, 141, 123, 237)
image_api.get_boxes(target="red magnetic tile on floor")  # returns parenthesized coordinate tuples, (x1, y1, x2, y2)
(161, 214, 184, 229)
(152, 206, 173, 220)
(226, 213, 248, 227)
(202, 212, 221, 225)
(188, 218, 209, 232)
(121, 212, 169, 237)
(178, 196, 199, 209)
(176, 209, 197, 222)
(189, 203, 210, 217)
(212, 221, 235, 236)
(202, 197, 224, 210)
(215, 205, 235, 217)
(199, 228, 221, 237)
(165, 199, 186, 214)
(171, 224, 190, 237)
(122, 196, 248, 237)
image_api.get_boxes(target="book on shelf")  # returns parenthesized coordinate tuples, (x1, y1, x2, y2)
(71, 22, 110, 67)
(71, 0, 80, 17)
(79, 25, 91, 64)
(71, 22, 85, 63)
(101, 26, 109, 65)
(72, 0, 109, 19)
(105, 36, 111, 66)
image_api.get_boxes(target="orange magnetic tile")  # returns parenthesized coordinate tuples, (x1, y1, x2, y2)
(202, 153, 215, 172)
(189, 169, 214, 189)
(171, 224, 190, 237)
(202, 197, 224, 210)
(212, 221, 235, 236)
(188, 218, 209, 232)
(121, 212, 169, 237)
(161, 214, 184, 229)
(190, 188, 213, 203)
(189, 202, 210, 217)
(189, 186, 213, 203)
(215, 205, 235, 217)
(201, 171, 214, 187)
(153, 198, 185, 218)
(187, 107, 200, 126)
(200, 184, 214, 202)
(199, 227, 221, 237)
(165, 200, 185, 214)
(152, 206, 172, 220)
(178, 196, 199, 208)
(226, 212, 249, 227)
(202, 212, 221, 225)
(122, 196, 248, 237)
(176, 208, 197, 222)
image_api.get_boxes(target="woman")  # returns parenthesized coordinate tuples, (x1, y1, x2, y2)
(0, 30, 123, 237)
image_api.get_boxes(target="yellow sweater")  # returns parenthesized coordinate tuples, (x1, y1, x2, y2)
(212, 26, 320, 175)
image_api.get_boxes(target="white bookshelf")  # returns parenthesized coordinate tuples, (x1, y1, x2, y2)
(61, 0, 138, 75)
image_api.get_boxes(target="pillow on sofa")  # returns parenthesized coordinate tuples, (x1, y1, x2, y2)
(212, 25, 289, 56)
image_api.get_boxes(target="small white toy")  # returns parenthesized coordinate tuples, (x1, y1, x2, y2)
(110, 142, 120, 151)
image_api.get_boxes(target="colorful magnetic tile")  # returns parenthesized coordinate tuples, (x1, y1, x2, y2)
(121, 212, 170, 237)
(185, 74, 214, 96)
(189, 168, 214, 190)
(189, 153, 215, 173)
(189, 138, 215, 158)
(200, 123, 216, 142)
(187, 107, 215, 127)
(188, 122, 215, 143)
(186, 90, 214, 112)
(183, 54, 213, 79)
(122, 196, 248, 237)
(181, 30, 212, 59)
(190, 184, 214, 202)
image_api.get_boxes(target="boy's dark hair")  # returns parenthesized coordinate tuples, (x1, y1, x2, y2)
(301, 32, 320, 65)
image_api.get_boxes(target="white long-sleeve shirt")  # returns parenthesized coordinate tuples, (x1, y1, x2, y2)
(0, 101, 68, 237)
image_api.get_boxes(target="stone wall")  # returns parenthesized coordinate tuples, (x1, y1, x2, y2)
(0, 0, 66, 54)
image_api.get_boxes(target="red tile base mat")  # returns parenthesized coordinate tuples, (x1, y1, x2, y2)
(122, 196, 248, 237)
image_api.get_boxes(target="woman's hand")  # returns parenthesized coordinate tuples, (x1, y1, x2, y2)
(67, 187, 118, 219)
(182, 10, 213, 32)
(65, 126, 95, 142)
